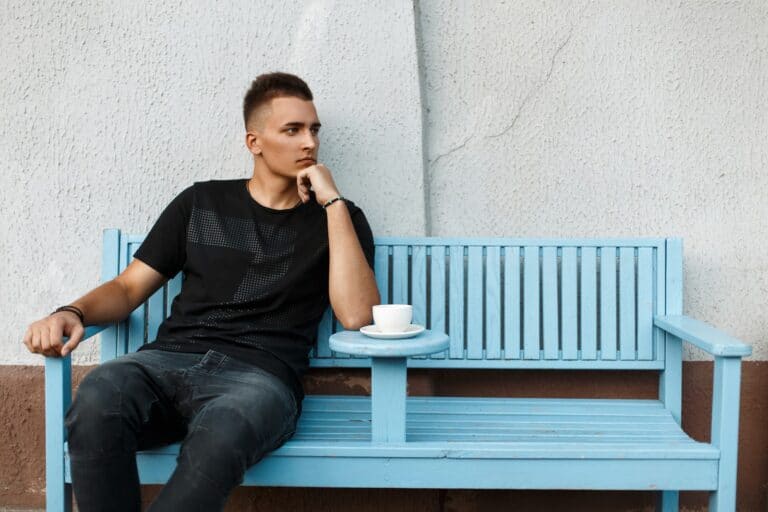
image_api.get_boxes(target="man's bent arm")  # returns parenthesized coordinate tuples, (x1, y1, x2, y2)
(326, 202, 380, 330)
(23, 259, 167, 356)
(70, 259, 168, 325)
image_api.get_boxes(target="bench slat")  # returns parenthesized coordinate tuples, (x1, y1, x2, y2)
(392, 245, 408, 304)
(128, 305, 145, 353)
(298, 417, 674, 429)
(127, 243, 145, 353)
(374, 245, 389, 305)
(429, 246, 447, 359)
(125, 439, 718, 461)
(295, 426, 689, 438)
(412, 245, 427, 329)
(166, 276, 182, 315)
(485, 247, 502, 359)
(311, 357, 664, 369)
(637, 247, 654, 360)
(580, 247, 598, 359)
(295, 433, 691, 443)
(542, 247, 559, 359)
(301, 396, 673, 415)
(374, 237, 667, 247)
(523, 247, 540, 359)
(467, 246, 483, 359)
(300, 413, 680, 425)
(449, 246, 465, 358)
(619, 247, 636, 360)
(112, 235, 132, 358)
(561, 248, 578, 359)
(316, 308, 333, 358)
(116, 448, 720, 490)
(600, 247, 617, 360)
(503, 246, 521, 359)
(147, 287, 164, 343)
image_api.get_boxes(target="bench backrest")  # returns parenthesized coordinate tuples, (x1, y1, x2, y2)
(99, 231, 682, 372)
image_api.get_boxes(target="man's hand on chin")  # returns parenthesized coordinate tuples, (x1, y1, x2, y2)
(296, 163, 342, 205)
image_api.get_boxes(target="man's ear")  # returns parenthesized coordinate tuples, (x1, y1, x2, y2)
(245, 130, 262, 156)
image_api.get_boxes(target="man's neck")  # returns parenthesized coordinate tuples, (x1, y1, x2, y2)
(247, 163, 302, 210)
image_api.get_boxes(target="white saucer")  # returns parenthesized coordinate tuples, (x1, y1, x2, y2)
(359, 324, 425, 339)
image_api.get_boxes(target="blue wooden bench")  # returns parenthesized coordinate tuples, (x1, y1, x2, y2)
(45, 231, 752, 511)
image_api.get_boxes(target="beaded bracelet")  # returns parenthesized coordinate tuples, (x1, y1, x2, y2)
(322, 196, 345, 209)
(52, 305, 85, 325)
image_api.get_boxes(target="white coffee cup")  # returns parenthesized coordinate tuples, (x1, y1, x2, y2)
(372, 304, 413, 333)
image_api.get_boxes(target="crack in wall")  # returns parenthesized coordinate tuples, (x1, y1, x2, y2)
(429, 134, 474, 167)
(428, 6, 586, 165)
(413, 0, 433, 235)
(486, 29, 575, 141)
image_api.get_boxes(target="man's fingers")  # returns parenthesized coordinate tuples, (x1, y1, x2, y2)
(49, 323, 64, 355)
(60, 341, 77, 357)
(20, 314, 86, 357)
(296, 171, 311, 202)
(31, 329, 41, 353)
(23, 328, 33, 352)
(40, 328, 57, 357)
(43, 327, 62, 357)
(61, 324, 84, 357)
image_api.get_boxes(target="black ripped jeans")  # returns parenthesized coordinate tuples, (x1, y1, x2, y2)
(65, 349, 300, 512)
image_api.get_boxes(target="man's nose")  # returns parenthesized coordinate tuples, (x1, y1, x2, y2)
(302, 132, 317, 150)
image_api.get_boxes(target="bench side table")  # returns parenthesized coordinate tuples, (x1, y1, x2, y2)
(329, 330, 449, 443)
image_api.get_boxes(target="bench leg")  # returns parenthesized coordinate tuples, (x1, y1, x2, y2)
(45, 357, 73, 511)
(659, 490, 678, 511)
(708, 357, 741, 512)
(709, 489, 736, 512)
(47, 480, 72, 512)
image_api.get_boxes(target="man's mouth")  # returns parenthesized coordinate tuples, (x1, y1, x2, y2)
(297, 158, 316, 164)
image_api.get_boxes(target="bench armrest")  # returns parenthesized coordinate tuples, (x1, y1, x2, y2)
(62, 324, 110, 344)
(654, 315, 752, 357)
(656, 313, 748, 504)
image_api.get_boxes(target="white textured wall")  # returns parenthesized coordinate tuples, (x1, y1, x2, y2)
(418, 0, 768, 360)
(2, 0, 766, 364)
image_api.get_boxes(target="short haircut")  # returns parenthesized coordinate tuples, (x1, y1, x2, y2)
(242, 72, 313, 129)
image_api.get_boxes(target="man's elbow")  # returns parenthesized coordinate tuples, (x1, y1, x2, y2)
(338, 312, 374, 331)
(334, 289, 380, 331)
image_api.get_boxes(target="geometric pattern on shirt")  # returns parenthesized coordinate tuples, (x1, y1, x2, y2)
(187, 206, 297, 303)
(199, 302, 297, 330)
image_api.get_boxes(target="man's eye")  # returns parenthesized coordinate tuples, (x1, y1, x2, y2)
(286, 127, 298, 134)
(311, 127, 320, 135)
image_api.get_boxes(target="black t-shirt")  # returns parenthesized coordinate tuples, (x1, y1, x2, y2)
(133, 179, 375, 405)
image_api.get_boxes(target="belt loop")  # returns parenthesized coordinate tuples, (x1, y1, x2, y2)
(200, 350, 228, 372)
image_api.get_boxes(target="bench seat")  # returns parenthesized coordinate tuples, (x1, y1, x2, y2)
(64, 396, 719, 490)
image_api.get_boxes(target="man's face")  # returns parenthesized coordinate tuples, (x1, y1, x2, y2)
(250, 96, 321, 177)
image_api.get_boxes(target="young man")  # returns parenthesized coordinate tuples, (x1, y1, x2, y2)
(23, 72, 380, 511)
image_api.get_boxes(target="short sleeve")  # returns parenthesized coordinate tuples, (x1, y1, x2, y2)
(348, 203, 375, 271)
(133, 186, 194, 279)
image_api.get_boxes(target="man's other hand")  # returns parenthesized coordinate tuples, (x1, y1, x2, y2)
(23, 311, 85, 357)
(296, 163, 341, 205)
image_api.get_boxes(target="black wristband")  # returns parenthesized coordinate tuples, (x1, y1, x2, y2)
(52, 305, 85, 325)
(322, 196, 345, 209)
